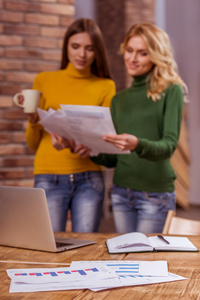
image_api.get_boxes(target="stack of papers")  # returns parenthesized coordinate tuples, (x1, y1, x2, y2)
(7, 260, 187, 293)
(37, 105, 130, 156)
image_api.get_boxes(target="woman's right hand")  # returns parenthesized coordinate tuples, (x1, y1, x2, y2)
(28, 112, 38, 124)
(17, 94, 38, 123)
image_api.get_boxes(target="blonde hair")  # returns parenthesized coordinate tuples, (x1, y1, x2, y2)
(121, 22, 188, 101)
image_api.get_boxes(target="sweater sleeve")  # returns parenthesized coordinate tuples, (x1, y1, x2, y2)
(25, 74, 44, 151)
(90, 153, 118, 168)
(134, 84, 184, 161)
(100, 80, 116, 107)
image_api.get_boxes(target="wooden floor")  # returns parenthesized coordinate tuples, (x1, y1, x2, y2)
(99, 204, 200, 233)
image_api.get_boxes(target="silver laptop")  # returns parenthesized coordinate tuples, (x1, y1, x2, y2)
(0, 186, 96, 252)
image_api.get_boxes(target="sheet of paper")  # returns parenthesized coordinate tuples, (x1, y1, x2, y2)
(148, 236, 198, 250)
(7, 261, 187, 293)
(9, 276, 122, 293)
(70, 261, 186, 292)
(7, 266, 117, 284)
(107, 232, 151, 250)
(7, 266, 121, 293)
(91, 272, 187, 292)
(37, 105, 130, 156)
(71, 261, 168, 277)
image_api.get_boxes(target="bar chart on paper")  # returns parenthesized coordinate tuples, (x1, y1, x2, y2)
(71, 260, 169, 277)
(7, 261, 187, 293)
(7, 267, 105, 284)
(7, 265, 121, 293)
(106, 263, 140, 276)
(14, 268, 99, 277)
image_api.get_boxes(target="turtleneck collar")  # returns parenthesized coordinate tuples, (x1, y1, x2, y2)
(64, 62, 92, 78)
(131, 71, 150, 88)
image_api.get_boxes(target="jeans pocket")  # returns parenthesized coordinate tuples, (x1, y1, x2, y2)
(145, 191, 176, 211)
(34, 174, 57, 191)
(86, 172, 105, 193)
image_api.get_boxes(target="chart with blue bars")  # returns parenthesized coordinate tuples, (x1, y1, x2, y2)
(106, 263, 140, 274)
(105, 263, 151, 278)
(14, 267, 99, 278)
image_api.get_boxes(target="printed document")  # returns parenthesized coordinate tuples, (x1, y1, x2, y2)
(37, 105, 130, 156)
(7, 261, 187, 293)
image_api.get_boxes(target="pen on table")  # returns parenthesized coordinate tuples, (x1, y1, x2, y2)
(157, 235, 170, 244)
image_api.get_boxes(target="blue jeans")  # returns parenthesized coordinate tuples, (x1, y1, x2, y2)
(34, 172, 105, 232)
(111, 185, 176, 234)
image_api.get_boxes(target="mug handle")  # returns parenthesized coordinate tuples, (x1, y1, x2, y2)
(13, 93, 24, 108)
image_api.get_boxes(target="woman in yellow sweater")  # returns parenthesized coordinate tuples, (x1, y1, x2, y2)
(25, 19, 116, 232)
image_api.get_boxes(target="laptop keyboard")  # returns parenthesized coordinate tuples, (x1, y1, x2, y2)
(56, 241, 74, 247)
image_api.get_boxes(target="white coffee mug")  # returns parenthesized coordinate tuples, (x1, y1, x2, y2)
(13, 89, 41, 113)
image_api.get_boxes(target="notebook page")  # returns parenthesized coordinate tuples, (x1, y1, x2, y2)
(148, 236, 198, 251)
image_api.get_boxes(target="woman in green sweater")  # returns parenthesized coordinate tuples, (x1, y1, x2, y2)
(24, 19, 115, 232)
(75, 22, 187, 234)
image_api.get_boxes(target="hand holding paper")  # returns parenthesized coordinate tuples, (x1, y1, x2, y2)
(103, 133, 139, 151)
(50, 133, 75, 152)
(73, 143, 92, 158)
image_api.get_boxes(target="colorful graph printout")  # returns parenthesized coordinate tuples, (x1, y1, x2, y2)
(8, 266, 114, 284)
(7, 261, 187, 293)
(71, 260, 168, 277)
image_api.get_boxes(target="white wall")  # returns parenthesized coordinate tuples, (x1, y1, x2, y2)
(156, 0, 200, 205)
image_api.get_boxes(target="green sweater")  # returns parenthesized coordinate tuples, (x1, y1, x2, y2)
(92, 73, 184, 192)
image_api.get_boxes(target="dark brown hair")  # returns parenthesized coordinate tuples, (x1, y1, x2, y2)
(60, 18, 112, 79)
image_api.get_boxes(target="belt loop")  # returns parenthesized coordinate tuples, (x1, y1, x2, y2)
(86, 171, 89, 181)
(54, 174, 58, 183)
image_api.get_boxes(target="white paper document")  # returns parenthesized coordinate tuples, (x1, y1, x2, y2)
(71, 261, 187, 292)
(7, 260, 187, 293)
(37, 105, 130, 156)
(71, 260, 168, 277)
(8, 266, 116, 284)
(7, 265, 120, 293)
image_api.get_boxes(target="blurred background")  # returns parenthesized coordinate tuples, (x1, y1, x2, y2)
(0, 0, 199, 231)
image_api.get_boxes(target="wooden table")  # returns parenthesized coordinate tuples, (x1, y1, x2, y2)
(1, 232, 200, 299)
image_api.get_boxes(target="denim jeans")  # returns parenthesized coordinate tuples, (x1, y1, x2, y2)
(111, 185, 176, 234)
(34, 172, 104, 232)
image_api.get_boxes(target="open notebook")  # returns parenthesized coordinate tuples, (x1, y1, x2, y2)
(0, 186, 96, 252)
(106, 232, 198, 253)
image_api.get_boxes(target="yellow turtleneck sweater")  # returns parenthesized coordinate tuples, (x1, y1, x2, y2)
(26, 63, 116, 174)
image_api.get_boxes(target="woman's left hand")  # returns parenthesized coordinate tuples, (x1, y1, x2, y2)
(50, 133, 75, 152)
(103, 133, 139, 151)
(74, 144, 92, 158)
